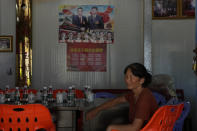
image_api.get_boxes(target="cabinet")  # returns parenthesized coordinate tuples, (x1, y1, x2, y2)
(52, 106, 80, 131)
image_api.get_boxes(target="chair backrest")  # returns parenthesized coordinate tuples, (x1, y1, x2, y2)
(0, 104, 55, 131)
(140, 103, 184, 131)
(0, 89, 4, 94)
(148, 74, 177, 100)
(28, 89, 38, 95)
(94, 92, 116, 98)
(74, 89, 84, 98)
(173, 101, 191, 131)
(166, 97, 179, 105)
(176, 89, 185, 101)
(152, 92, 166, 106)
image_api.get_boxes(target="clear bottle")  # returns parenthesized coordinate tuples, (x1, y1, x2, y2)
(67, 86, 75, 106)
(15, 87, 21, 105)
(56, 91, 63, 104)
(82, 85, 87, 105)
(5, 85, 10, 102)
(28, 91, 35, 103)
(0, 92, 5, 103)
(62, 91, 67, 103)
(85, 85, 94, 103)
(36, 89, 42, 102)
(23, 85, 29, 103)
(48, 85, 53, 103)
(71, 85, 76, 105)
(42, 86, 48, 105)
(67, 86, 72, 106)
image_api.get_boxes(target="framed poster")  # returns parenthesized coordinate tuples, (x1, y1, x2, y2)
(181, 0, 195, 17)
(0, 36, 13, 52)
(59, 5, 114, 44)
(152, 0, 195, 19)
(152, 0, 178, 19)
(67, 43, 106, 72)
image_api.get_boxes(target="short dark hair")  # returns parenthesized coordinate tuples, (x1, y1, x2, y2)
(78, 7, 83, 10)
(124, 63, 152, 87)
(92, 6, 98, 10)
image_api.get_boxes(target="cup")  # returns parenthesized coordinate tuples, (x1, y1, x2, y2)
(88, 93, 94, 102)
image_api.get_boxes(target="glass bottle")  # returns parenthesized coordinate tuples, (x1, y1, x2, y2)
(67, 86, 75, 106)
(5, 85, 10, 102)
(23, 85, 29, 103)
(15, 87, 21, 105)
(48, 85, 53, 103)
(42, 86, 48, 105)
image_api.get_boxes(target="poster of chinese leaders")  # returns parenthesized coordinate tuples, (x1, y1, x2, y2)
(59, 5, 114, 44)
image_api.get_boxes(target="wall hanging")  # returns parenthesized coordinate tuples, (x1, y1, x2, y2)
(0, 36, 13, 52)
(152, 0, 195, 19)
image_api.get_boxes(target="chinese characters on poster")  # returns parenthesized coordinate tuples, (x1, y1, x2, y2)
(67, 43, 106, 71)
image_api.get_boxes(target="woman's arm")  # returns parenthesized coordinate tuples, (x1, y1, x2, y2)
(106, 118, 144, 131)
(86, 95, 127, 120)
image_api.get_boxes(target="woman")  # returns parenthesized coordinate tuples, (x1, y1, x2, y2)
(86, 63, 158, 131)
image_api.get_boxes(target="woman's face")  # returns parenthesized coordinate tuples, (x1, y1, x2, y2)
(124, 69, 144, 90)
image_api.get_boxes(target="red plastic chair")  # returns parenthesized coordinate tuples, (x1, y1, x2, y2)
(140, 103, 184, 131)
(28, 89, 38, 95)
(75, 89, 84, 98)
(0, 89, 4, 94)
(111, 103, 184, 131)
(0, 104, 56, 131)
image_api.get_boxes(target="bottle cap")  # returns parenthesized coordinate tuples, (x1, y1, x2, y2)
(84, 85, 89, 89)
(72, 85, 76, 89)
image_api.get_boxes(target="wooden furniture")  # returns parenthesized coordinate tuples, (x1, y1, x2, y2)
(52, 106, 80, 131)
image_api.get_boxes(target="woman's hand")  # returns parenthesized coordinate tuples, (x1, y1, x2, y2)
(106, 125, 113, 131)
(106, 125, 118, 131)
(86, 96, 126, 121)
(86, 109, 99, 121)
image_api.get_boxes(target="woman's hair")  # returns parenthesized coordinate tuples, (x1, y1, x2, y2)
(124, 63, 152, 87)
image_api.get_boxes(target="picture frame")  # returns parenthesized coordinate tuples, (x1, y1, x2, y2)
(152, 0, 195, 19)
(152, 0, 179, 19)
(181, 0, 195, 18)
(0, 36, 13, 52)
